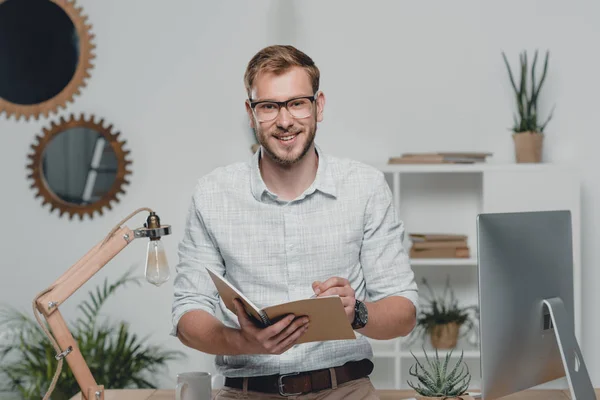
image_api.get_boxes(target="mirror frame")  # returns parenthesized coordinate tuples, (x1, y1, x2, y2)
(0, 0, 95, 120)
(26, 113, 132, 220)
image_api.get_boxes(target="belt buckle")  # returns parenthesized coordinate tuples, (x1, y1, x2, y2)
(278, 372, 303, 397)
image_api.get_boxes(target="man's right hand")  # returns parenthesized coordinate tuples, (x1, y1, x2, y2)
(232, 299, 309, 355)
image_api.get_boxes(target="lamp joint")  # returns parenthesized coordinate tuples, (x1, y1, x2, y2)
(55, 345, 73, 360)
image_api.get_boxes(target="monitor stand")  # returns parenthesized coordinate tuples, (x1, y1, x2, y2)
(469, 297, 594, 400)
(543, 298, 595, 400)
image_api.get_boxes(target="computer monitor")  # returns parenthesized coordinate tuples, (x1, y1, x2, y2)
(476, 210, 594, 400)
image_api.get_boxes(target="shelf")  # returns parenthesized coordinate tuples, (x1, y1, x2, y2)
(410, 258, 477, 266)
(373, 350, 480, 359)
(400, 349, 480, 358)
(372, 352, 398, 359)
(365, 161, 580, 390)
(375, 163, 571, 174)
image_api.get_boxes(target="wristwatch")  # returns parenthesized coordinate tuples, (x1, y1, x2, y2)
(351, 299, 368, 329)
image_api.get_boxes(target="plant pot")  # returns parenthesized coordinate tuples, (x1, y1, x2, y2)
(513, 131, 543, 163)
(417, 396, 475, 400)
(429, 322, 460, 349)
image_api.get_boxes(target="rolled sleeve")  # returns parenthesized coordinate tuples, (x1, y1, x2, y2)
(171, 188, 225, 336)
(360, 172, 419, 312)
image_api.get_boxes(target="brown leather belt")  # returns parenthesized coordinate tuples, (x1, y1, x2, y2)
(224, 359, 374, 396)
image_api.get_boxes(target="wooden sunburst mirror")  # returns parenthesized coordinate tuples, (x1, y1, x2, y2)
(0, 0, 95, 120)
(26, 114, 132, 220)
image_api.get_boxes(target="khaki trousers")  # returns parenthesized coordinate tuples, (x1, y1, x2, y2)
(213, 377, 379, 400)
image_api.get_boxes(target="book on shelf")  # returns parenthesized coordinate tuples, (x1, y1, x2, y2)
(206, 267, 356, 344)
(408, 232, 470, 258)
(410, 247, 470, 258)
(409, 233, 468, 242)
(388, 152, 492, 164)
(411, 240, 468, 250)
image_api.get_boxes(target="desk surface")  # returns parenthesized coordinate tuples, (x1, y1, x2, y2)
(70, 388, 600, 399)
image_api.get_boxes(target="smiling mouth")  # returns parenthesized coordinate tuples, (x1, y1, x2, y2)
(274, 133, 299, 143)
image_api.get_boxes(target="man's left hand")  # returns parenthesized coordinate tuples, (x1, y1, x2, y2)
(312, 277, 355, 324)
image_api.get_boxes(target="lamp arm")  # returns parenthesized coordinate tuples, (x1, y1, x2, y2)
(33, 207, 155, 400)
(31, 287, 65, 398)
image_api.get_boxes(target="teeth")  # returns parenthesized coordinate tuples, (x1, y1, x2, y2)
(279, 135, 295, 141)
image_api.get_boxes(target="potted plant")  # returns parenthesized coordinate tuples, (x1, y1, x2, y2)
(408, 277, 478, 349)
(407, 347, 474, 399)
(501, 49, 554, 163)
(0, 267, 185, 400)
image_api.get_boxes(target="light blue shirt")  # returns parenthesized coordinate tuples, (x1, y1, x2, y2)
(171, 144, 418, 377)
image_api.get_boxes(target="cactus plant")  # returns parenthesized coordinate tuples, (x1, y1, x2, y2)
(407, 347, 472, 399)
(502, 49, 554, 134)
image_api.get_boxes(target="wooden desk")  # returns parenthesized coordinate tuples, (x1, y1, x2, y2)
(70, 388, 600, 399)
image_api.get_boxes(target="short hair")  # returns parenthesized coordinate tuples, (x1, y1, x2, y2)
(244, 45, 320, 98)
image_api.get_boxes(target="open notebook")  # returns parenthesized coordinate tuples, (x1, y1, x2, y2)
(206, 267, 356, 344)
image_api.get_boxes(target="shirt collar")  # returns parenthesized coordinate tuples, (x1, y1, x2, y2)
(249, 144, 337, 202)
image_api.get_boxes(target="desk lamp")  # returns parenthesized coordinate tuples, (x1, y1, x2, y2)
(31, 207, 172, 400)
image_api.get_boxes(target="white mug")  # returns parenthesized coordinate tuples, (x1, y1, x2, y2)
(176, 371, 217, 400)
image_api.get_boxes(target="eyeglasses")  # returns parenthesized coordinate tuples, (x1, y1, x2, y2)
(249, 95, 316, 122)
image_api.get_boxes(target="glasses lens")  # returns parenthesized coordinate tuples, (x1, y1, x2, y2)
(287, 98, 312, 119)
(255, 102, 279, 122)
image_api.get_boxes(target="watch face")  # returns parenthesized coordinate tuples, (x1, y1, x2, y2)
(355, 300, 368, 327)
(358, 303, 368, 322)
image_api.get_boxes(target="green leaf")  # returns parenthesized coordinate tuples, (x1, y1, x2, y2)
(529, 49, 539, 115)
(433, 348, 442, 388)
(440, 348, 452, 383)
(501, 51, 519, 96)
(445, 351, 465, 383)
(516, 53, 525, 120)
(408, 364, 437, 390)
(533, 50, 550, 108)
(540, 104, 556, 132)
(409, 351, 437, 385)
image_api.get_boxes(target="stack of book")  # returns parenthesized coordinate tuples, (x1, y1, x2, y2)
(388, 152, 492, 164)
(408, 233, 470, 258)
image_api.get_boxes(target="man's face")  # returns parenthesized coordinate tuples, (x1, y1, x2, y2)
(246, 67, 325, 167)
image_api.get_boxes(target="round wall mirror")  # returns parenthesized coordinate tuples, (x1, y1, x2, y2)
(27, 114, 132, 219)
(0, 0, 95, 120)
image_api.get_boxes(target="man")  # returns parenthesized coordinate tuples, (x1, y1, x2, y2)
(171, 45, 418, 399)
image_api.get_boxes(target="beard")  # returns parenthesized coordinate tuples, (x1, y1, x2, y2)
(257, 122, 316, 167)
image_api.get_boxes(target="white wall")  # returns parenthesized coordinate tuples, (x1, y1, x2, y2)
(1, 0, 599, 389)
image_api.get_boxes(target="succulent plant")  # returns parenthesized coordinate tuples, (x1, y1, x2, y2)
(407, 347, 471, 398)
(502, 49, 554, 134)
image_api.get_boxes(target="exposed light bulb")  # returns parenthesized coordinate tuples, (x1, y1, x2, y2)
(145, 239, 170, 286)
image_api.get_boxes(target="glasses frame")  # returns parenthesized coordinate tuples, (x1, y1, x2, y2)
(249, 94, 317, 122)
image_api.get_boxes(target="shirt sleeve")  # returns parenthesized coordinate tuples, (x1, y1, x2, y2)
(360, 171, 419, 312)
(170, 185, 225, 337)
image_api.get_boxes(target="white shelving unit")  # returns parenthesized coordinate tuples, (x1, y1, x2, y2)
(366, 162, 581, 390)
(410, 258, 478, 267)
